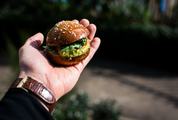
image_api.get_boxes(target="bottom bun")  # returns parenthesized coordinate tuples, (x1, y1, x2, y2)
(46, 49, 90, 66)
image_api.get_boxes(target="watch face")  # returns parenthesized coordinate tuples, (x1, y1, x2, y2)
(40, 87, 55, 104)
(41, 88, 53, 100)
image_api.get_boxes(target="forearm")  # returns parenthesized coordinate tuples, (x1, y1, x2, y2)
(0, 88, 54, 120)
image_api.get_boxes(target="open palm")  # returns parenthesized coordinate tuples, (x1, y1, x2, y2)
(18, 19, 100, 100)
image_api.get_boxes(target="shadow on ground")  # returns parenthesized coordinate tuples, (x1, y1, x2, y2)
(90, 57, 178, 78)
(88, 58, 178, 107)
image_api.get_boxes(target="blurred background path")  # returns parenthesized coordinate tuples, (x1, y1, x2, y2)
(1, 59, 178, 120)
(77, 59, 178, 120)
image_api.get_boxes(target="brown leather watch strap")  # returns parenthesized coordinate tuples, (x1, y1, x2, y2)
(11, 76, 57, 113)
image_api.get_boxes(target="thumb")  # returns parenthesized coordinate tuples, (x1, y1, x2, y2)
(25, 33, 44, 49)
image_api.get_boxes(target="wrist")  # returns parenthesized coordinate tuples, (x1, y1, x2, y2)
(18, 71, 50, 93)
(18, 71, 27, 78)
(18, 70, 65, 100)
(11, 76, 57, 113)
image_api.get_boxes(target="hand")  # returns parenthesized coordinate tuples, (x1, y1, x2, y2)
(18, 19, 100, 100)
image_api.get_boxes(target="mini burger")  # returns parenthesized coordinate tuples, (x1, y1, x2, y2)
(44, 20, 90, 66)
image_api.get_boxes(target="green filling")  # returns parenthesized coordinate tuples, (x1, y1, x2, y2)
(44, 38, 89, 58)
(43, 46, 58, 54)
(59, 38, 89, 58)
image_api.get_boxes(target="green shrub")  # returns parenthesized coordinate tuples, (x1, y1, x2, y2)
(92, 100, 121, 120)
(53, 92, 121, 120)
(53, 92, 89, 120)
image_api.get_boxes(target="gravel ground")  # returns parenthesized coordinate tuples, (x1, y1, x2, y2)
(0, 66, 14, 97)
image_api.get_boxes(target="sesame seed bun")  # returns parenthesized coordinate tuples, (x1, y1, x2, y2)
(46, 21, 89, 46)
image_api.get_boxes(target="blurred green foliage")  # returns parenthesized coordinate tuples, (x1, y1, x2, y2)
(1, 0, 178, 68)
(92, 100, 121, 120)
(0, 0, 177, 42)
(53, 91, 121, 120)
(53, 92, 89, 120)
(0, 0, 177, 36)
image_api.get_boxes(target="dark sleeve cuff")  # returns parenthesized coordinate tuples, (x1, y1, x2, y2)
(0, 88, 54, 120)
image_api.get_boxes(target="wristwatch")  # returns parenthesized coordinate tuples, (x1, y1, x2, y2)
(11, 76, 57, 113)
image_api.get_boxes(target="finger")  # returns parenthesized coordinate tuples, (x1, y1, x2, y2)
(87, 24, 96, 40)
(80, 19, 90, 27)
(75, 37, 101, 71)
(25, 33, 44, 48)
(85, 37, 101, 63)
(72, 19, 79, 24)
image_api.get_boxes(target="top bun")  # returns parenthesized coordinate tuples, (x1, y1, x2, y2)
(46, 21, 89, 46)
